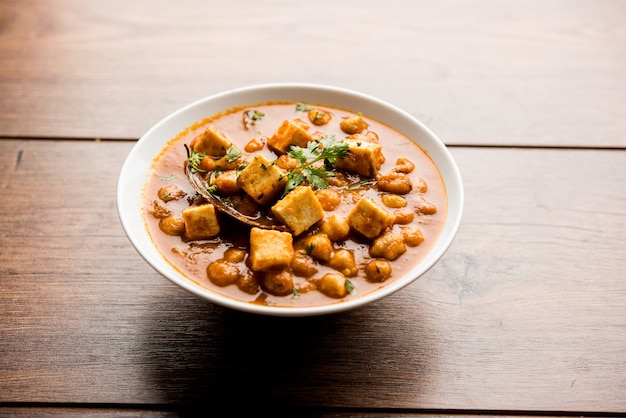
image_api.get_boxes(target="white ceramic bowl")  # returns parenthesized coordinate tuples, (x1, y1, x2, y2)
(117, 83, 463, 316)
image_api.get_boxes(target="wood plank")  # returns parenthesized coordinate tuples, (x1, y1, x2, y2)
(0, 408, 602, 418)
(0, 140, 625, 412)
(0, 0, 625, 147)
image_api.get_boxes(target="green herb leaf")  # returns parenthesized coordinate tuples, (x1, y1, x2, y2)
(283, 170, 304, 196)
(225, 145, 242, 163)
(154, 174, 177, 181)
(345, 279, 355, 294)
(295, 103, 312, 112)
(187, 149, 207, 173)
(243, 109, 265, 129)
(281, 135, 348, 197)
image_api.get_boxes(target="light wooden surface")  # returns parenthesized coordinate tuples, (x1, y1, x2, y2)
(1, 0, 625, 147)
(1, 0, 625, 416)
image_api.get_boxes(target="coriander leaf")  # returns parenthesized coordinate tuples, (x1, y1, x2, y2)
(154, 174, 177, 181)
(243, 109, 265, 129)
(345, 279, 355, 294)
(304, 166, 330, 190)
(186, 148, 207, 173)
(283, 171, 304, 197)
(282, 135, 349, 196)
(295, 103, 312, 112)
(225, 145, 242, 163)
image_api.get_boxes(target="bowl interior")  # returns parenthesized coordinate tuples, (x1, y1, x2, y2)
(117, 83, 463, 316)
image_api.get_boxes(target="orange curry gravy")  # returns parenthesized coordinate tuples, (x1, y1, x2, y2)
(143, 102, 447, 307)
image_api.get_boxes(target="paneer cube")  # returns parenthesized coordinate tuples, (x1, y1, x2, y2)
(182, 204, 220, 240)
(346, 197, 394, 240)
(189, 125, 232, 157)
(334, 139, 384, 178)
(271, 186, 324, 235)
(248, 227, 294, 271)
(267, 119, 314, 154)
(237, 154, 287, 206)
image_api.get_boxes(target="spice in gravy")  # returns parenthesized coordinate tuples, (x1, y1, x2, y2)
(143, 102, 447, 307)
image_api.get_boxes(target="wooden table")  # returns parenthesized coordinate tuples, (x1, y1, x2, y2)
(1, 1, 625, 416)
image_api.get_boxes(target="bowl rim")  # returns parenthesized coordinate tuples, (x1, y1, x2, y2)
(117, 82, 464, 317)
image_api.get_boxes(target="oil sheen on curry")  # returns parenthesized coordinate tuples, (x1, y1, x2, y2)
(143, 102, 447, 307)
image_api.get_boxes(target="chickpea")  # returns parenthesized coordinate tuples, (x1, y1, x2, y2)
(149, 200, 171, 219)
(415, 198, 437, 215)
(377, 172, 413, 195)
(214, 153, 243, 170)
(365, 259, 392, 283)
(300, 233, 333, 262)
(392, 157, 415, 174)
(381, 193, 407, 208)
(315, 189, 341, 211)
(307, 108, 332, 125)
(415, 177, 428, 193)
(158, 185, 186, 202)
(261, 268, 294, 296)
(340, 115, 368, 134)
(320, 214, 350, 242)
(236, 273, 260, 295)
(393, 209, 414, 225)
(319, 273, 348, 299)
(223, 247, 246, 263)
(158, 216, 184, 236)
(207, 260, 240, 287)
(328, 249, 358, 277)
(244, 137, 266, 153)
(212, 170, 240, 195)
(275, 154, 299, 170)
(198, 155, 216, 172)
(326, 171, 349, 187)
(401, 227, 424, 247)
(369, 231, 406, 261)
(291, 253, 318, 277)
(365, 131, 379, 143)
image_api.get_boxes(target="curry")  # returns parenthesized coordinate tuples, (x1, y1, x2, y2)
(143, 102, 447, 307)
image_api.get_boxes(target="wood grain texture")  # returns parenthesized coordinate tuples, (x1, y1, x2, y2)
(1, 140, 624, 412)
(0, 0, 625, 146)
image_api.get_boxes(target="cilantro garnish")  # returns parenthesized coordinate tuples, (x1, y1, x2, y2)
(282, 135, 349, 196)
(185, 146, 207, 173)
(295, 103, 312, 112)
(224, 145, 242, 163)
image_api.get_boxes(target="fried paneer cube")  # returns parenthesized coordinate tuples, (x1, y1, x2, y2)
(182, 204, 220, 240)
(271, 186, 324, 235)
(346, 197, 394, 240)
(189, 125, 232, 157)
(267, 119, 314, 154)
(237, 154, 287, 206)
(334, 139, 384, 178)
(248, 227, 295, 271)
